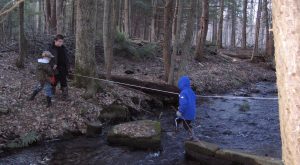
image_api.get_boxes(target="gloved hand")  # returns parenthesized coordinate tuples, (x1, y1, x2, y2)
(176, 111, 182, 117)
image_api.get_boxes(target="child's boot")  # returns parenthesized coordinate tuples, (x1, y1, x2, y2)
(29, 90, 39, 101)
(46, 96, 52, 107)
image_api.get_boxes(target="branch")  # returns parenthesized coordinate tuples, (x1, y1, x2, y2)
(0, 0, 25, 18)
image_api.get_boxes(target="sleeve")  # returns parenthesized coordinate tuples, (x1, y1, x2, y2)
(179, 92, 188, 114)
(48, 44, 57, 67)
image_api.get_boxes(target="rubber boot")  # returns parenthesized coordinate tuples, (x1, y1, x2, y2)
(61, 87, 69, 101)
(189, 130, 199, 142)
(29, 90, 39, 101)
(46, 97, 52, 108)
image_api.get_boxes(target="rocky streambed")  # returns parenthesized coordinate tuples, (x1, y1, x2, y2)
(0, 82, 281, 165)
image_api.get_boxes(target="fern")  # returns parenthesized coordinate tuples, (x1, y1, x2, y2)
(6, 131, 40, 149)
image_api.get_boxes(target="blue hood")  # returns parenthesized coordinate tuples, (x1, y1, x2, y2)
(178, 76, 191, 91)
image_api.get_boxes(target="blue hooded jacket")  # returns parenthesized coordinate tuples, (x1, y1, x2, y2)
(178, 76, 196, 121)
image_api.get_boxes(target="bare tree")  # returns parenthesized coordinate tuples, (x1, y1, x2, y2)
(150, 0, 157, 42)
(251, 0, 262, 61)
(16, 1, 25, 68)
(124, 0, 130, 37)
(217, 0, 224, 49)
(162, 0, 174, 82)
(56, 0, 64, 34)
(230, 0, 236, 48)
(242, 0, 247, 49)
(195, 0, 209, 60)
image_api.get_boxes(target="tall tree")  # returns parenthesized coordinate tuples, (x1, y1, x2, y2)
(150, 0, 157, 42)
(263, 0, 269, 54)
(242, 0, 247, 49)
(217, 0, 224, 49)
(162, 0, 174, 82)
(16, 1, 25, 68)
(230, 0, 236, 48)
(75, 0, 97, 95)
(251, 0, 262, 61)
(273, 0, 300, 164)
(56, 0, 64, 34)
(195, 0, 209, 60)
(103, 0, 116, 79)
(168, 0, 183, 85)
(124, 0, 130, 37)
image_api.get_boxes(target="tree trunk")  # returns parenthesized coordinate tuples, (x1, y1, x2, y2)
(16, 1, 26, 68)
(150, 0, 157, 42)
(171, 0, 179, 45)
(212, 18, 217, 45)
(230, 0, 236, 48)
(56, 0, 64, 34)
(44, 0, 51, 33)
(195, 0, 209, 60)
(178, 0, 196, 79)
(273, 1, 300, 164)
(242, 0, 247, 49)
(217, 0, 224, 49)
(263, 0, 269, 54)
(162, 0, 174, 82)
(50, 0, 56, 33)
(251, 0, 262, 61)
(124, 0, 130, 37)
(168, 0, 183, 85)
(75, 0, 97, 94)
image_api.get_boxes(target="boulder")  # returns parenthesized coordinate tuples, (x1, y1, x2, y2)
(107, 120, 161, 150)
(185, 141, 220, 157)
(215, 149, 283, 165)
(99, 103, 130, 124)
(86, 121, 102, 137)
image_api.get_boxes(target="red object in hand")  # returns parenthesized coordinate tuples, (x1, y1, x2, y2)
(50, 75, 56, 85)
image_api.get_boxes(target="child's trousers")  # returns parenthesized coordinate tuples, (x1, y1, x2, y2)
(34, 82, 53, 97)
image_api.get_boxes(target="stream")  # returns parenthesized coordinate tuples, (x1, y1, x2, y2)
(0, 82, 281, 165)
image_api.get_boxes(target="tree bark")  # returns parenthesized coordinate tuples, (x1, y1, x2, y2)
(251, 0, 262, 61)
(230, 0, 236, 48)
(50, 0, 56, 33)
(16, 1, 26, 68)
(150, 0, 157, 42)
(242, 0, 247, 49)
(273, 1, 300, 164)
(263, 0, 269, 54)
(195, 0, 209, 60)
(162, 0, 174, 82)
(168, 0, 183, 85)
(75, 0, 97, 94)
(217, 0, 224, 49)
(56, 0, 64, 34)
(124, 0, 130, 37)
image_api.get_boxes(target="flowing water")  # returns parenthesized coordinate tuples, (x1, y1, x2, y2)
(0, 82, 281, 165)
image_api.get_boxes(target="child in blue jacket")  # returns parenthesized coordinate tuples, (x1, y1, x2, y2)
(175, 76, 198, 140)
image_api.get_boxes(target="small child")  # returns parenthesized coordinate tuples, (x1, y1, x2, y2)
(175, 76, 198, 140)
(29, 51, 55, 107)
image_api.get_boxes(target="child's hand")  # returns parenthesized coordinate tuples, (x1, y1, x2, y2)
(53, 65, 57, 70)
(176, 111, 182, 117)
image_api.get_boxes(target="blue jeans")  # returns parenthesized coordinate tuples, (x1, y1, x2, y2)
(34, 82, 53, 97)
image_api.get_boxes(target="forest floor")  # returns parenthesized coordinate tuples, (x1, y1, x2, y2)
(0, 48, 276, 152)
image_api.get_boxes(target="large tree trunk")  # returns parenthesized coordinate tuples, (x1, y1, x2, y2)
(150, 0, 157, 42)
(75, 0, 97, 95)
(44, 0, 51, 33)
(217, 0, 224, 49)
(251, 0, 262, 61)
(124, 0, 130, 37)
(103, 0, 116, 79)
(230, 0, 236, 48)
(56, 0, 64, 34)
(263, 0, 269, 54)
(162, 0, 174, 82)
(16, 1, 26, 68)
(50, 0, 56, 33)
(195, 0, 209, 60)
(273, 1, 300, 164)
(242, 0, 247, 49)
(168, 0, 183, 85)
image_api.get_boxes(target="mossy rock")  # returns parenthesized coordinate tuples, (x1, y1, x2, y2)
(107, 120, 161, 150)
(99, 103, 130, 124)
(86, 121, 103, 137)
(215, 149, 283, 165)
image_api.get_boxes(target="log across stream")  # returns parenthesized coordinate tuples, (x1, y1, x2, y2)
(0, 82, 281, 165)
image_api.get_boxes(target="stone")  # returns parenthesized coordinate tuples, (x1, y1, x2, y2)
(215, 149, 283, 165)
(185, 141, 220, 157)
(107, 120, 161, 150)
(86, 121, 102, 137)
(98, 103, 130, 124)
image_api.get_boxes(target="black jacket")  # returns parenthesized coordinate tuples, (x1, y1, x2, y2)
(48, 43, 69, 73)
